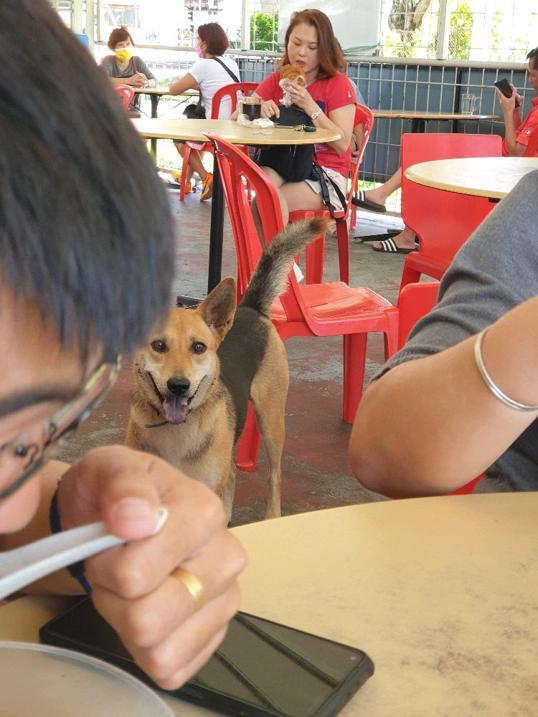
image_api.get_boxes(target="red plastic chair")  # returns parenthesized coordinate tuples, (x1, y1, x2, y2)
(208, 132, 398, 468)
(114, 84, 135, 111)
(288, 103, 373, 285)
(350, 105, 375, 231)
(399, 132, 503, 293)
(397, 281, 440, 349)
(179, 82, 257, 201)
(397, 280, 483, 494)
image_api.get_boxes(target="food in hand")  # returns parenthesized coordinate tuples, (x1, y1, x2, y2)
(279, 64, 307, 107)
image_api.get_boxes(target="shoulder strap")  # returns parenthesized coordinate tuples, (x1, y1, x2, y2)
(311, 164, 347, 218)
(211, 56, 240, 84)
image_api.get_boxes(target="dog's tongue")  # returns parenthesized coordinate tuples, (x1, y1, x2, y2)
(163, 396, 189, 424)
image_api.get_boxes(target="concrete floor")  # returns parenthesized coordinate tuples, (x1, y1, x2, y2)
(55, 187, 407, 525)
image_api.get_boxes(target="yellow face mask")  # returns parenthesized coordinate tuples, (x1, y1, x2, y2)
(115, 46, 134, 63)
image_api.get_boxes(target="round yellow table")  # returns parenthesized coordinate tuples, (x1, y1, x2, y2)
(132, 118, 339, 146)
(372, 109, 499, 133)
(405, 156, 538, 199)
(2, 493, 538, 715)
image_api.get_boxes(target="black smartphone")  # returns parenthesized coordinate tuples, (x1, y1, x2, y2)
(40, 598, 374, 717)
(494, 78, 513, 98)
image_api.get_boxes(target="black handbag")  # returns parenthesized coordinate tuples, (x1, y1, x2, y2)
(183, 96, 206, 119)
(255, 105, 316, 183)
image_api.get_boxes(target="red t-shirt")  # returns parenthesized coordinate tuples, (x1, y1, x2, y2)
(255, 71, 355, 177)
(502, 97, 538, 157)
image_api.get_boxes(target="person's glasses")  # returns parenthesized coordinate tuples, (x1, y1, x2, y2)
(0, 358, 120, 503)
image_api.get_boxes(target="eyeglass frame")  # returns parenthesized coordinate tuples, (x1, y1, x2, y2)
(0, 357, 120, 503)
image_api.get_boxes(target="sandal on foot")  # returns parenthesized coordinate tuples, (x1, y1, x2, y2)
(356, 230, 401, 243)
(200, 173, 213, 202)
(351, 190, 386, 213)
(372, 237, 417, 254)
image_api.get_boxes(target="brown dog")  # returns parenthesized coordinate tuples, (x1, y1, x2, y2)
(126, 218, 325, 521)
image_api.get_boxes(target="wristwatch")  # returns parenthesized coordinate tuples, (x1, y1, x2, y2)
(310, 108, 322, 121)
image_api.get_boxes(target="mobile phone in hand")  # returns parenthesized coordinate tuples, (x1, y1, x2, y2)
(494, 78, 513, 98)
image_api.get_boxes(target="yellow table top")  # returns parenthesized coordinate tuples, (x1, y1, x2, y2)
(132, 118, 340, 145)
(405, 156, 538, 199)
(373, 109, 499, 121)
(2, 493, 538, 715)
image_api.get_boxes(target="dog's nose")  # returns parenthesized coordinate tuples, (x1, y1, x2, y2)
(167, 377, 190, 396)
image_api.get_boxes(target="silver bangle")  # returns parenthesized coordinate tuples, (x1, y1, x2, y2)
(474, 329, 538, 412)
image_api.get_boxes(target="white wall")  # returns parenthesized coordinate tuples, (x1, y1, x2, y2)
(279, 0, 381, 54)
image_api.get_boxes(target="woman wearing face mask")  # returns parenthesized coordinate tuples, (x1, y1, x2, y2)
(249, 9, 355, 224)
(101, 27, 157, 90)
(169, 23, 240, 201)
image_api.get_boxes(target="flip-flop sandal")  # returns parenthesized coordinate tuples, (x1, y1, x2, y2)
(357, 230, 401, 243)
(372, 237, 417, 254)
(351, 190, 386, 213)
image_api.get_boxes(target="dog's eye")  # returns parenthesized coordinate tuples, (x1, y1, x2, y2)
(192, 341, 206, 354)
(151, 340, 167, 353)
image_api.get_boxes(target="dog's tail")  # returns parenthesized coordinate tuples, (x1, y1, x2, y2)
(240, 218, 328, 316)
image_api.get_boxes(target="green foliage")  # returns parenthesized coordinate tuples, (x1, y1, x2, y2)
(448, 1, 473, 60)
(489, 8, 502, 57)
(250, 12, 279, 52)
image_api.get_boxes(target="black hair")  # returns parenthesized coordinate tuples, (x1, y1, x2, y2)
(0, 0, 175, 360)
(527, 47, 538, 69)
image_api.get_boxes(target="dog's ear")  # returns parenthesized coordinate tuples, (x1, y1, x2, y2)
(198, 277, 237, 341)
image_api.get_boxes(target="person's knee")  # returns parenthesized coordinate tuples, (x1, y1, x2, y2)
(261, 166, 285, 187)
(282, 183, 322, 213)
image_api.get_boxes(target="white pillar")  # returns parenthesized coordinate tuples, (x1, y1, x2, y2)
(436, 0, 450, 60)
(241, 0, 250, 51)
(86, 0, 95, 47)
(70, 0, 84, 33)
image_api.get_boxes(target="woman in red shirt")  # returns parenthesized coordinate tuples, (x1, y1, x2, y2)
(253, 10, 355, 224)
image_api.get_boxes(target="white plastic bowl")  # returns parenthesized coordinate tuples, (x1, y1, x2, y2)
(0, 641, 175, 717)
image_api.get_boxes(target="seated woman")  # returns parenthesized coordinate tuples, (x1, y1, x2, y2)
(348, 170, 538, 496)
(100, 27, 156, 108)
(169, 23, 240, 201)
(249, 9, 355, 224)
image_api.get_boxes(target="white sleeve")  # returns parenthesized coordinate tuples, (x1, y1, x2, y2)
(189, 60, 208, 84)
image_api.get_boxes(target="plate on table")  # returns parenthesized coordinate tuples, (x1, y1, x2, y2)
(0, 640, 174, 717)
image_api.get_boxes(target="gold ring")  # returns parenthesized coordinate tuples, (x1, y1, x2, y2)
(172, 568, 205, 611)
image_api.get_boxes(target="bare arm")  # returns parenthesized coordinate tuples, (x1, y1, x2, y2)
(321, 103, 355, 155)
(169, 72, 199, 96)
(349, 296, 538, 497)
(497, 86, 525, 156)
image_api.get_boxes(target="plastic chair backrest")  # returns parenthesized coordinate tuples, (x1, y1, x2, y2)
(401, 133, 502, 266)
(113, 84, 135, 111)
(397, 281, 440, 348)
(208, 133, 306, 322)
(336, 103, 374, 220)
(211, 82, 258, 119)
(353, 103, 374, 166)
